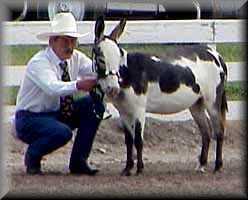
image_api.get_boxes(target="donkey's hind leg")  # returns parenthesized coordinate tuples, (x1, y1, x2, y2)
(206, 107, 225, 172)
(206, 85, 227, 172)
(190, 99, 212, 173)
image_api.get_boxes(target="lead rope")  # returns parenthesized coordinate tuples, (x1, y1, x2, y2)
(91, 46, 96, 74)
(90, 47, 111, 120)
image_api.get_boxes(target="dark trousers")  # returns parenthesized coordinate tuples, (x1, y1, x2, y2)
(15, 95, 105, 169)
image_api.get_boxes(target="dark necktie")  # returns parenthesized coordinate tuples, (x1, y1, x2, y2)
(59, 61, 74, 121)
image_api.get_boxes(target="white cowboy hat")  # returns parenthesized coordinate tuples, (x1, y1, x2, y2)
(36, 12, 89, 41)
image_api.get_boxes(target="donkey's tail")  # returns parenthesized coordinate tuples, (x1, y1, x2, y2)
(218, 54, 228, 79)
(219, 55, 228, 129)
(207, 46, 228, 78)
(221, 89, 228, 129)
(207, 46, 228, 129)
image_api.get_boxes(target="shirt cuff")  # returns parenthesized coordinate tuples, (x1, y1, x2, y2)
(71, 80, 78, 91)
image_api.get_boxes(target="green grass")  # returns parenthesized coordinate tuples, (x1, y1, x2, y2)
(3, 86, 19, 105)
(3, 45, 93, 65)
(216, 43, 246, 62)
(3, 45, 45, 65)
(3, 43, 246, 65)
(225, 81, 247, 101)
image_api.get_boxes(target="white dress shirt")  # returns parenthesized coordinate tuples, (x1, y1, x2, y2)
(15, 47, 93, 113)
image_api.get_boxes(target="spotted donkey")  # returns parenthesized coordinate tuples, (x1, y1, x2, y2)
(93, 16, 228, 176)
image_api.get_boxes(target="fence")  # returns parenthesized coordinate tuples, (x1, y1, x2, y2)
(2, 19, 245, 45)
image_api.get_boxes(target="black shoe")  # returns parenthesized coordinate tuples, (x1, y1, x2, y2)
(70, 163, 99, 176)
(25, 152, 42, 175)
(26, 166, 42, 175)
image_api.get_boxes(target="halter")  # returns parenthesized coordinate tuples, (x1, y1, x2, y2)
(90, 41, 122, 120)
(92, 39, 121, 82)
(89, 43, 105, 119)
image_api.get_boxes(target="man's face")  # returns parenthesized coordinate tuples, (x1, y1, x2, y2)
(51, 36, 77, 60)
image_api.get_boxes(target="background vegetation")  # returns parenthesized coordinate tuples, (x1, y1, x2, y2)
(3, 43, 247, 104)
(3, 43, 246, 65)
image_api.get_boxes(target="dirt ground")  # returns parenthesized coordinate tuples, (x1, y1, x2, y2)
(2, 117, 247, 199)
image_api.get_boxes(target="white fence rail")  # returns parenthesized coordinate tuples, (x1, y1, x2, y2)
(2, 19, 245, 45)
(3, 62, 245, 86)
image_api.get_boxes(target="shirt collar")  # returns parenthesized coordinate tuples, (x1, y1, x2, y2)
(46, 47, 66, 67)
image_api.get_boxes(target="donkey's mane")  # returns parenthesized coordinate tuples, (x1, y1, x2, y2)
(158, 44, 213, 62)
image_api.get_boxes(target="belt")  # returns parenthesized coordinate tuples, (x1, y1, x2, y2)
(15, 110, 59, 119)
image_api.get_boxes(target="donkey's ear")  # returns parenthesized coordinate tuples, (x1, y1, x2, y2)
(95, 16, 105, 41)
(109, 18, 126, 41)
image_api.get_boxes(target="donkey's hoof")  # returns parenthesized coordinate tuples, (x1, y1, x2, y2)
(195, 164, 206, 173)
(121, 169, 132, 176)
(135, 169, 143, 176)
(214, 161, 223, 173)
(213, 169, 222, 174)
(214, 166, 223, 173)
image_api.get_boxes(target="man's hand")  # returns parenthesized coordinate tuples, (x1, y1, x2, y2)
(76, 75, 97, 91)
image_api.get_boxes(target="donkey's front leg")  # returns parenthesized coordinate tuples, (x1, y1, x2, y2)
(134, 119, 144, 175)
(121, 125, 134, 176)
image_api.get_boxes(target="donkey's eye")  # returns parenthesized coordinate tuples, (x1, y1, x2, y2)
(93, 45, 100, 53)
(109, 70, 116, 75)
(97, 67, 108, 78)
(97, 57, 105, 64)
